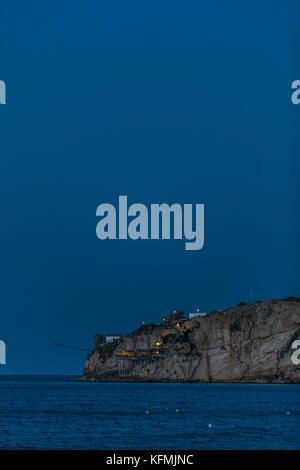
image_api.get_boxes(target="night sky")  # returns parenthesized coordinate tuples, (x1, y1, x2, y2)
(0, 1, 299, 374)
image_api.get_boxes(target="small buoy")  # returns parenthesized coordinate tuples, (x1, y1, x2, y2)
(208, 423, 212, 428)
(176, 409, 179, 413)
(287, 411, 291, 415)
(146, 410, 150, 415)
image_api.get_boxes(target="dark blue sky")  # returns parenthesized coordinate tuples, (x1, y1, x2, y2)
(0, 1, 299, 374)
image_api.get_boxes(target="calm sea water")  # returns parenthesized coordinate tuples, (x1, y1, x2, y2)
(0, 376, 298, 450)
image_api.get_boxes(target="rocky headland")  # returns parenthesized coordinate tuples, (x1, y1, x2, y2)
(78, 298, 300, 383)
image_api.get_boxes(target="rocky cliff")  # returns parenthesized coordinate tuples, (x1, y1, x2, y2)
(79, 298, 300, 383)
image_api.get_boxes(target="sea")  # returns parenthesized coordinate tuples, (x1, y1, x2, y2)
(0, 376, 298, 450)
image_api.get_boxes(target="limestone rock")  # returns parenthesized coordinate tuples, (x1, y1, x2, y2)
(79, 299, 300, 383)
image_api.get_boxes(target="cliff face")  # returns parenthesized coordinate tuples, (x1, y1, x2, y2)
(80, 299, 300, 383)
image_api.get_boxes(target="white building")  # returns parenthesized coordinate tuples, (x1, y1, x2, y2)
(106, 334, 122, 343)
(188, 310, 207, 319)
